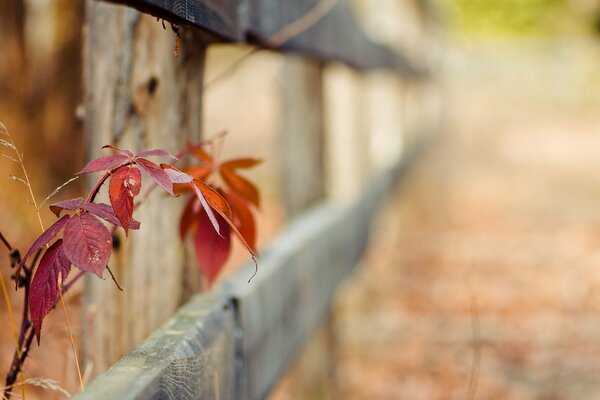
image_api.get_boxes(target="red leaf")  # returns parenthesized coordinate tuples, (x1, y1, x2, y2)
(83, 203, 140, 230)
(136, 158, 174, 196)
(109, 166, 141, 236)
(225, 191, 257, 252)
(220, 168, 260, 208)
(29, 240, 71, 344)
(49, 197, 83, 217)
(101, 145, 134, 157)
(77, 154, 129, 175)
(62, 213, 112, 277)
(136, 149, 178, 160)
(221, 158, 262, 170)
(17, 215, 71, 282)
(179, 195, 200, 240)
(194, 211, 230, 284)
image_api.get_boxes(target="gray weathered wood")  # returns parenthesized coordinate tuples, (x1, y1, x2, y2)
(280, 55, 325, 218)
(74, 294, 236, 400)
(100, 0, 429, 75)
(84, 0, 206, 373)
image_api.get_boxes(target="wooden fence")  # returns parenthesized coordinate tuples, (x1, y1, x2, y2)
(76, 0, 439, 398)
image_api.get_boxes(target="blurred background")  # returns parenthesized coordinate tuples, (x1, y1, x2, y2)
(2, 0, 600, 399)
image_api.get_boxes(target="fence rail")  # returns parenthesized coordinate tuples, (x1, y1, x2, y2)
(104, 0, 430, 74)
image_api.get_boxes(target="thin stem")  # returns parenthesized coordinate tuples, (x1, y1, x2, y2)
(0, 231, 12, 251)
(105, 266, 123, 291)
(85, 171, 111, 204)
(58, 289, 83, 390)
(0, 273, 21, 363)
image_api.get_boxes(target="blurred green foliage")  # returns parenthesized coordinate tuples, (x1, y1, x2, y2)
(446, 0, 598, 38)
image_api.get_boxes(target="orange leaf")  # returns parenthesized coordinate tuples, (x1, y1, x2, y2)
(221, 158, 262, 170)
(193, 179, 232, 220)
(225, 191, 257, 252)
(190, 146, 213, 164)
(220, 168, 260, 208)
(183, 165, 212, 181)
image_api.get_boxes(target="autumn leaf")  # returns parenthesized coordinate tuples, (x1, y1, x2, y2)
(77, 154, 129, 175)
(224, 190, 257, 252)
(77, 146, 177, 196)
(29, 240, 71, 344)
(17, 215, 71, 286)
(136, 158, 174, 196)
(62, 213, 112, 277)
(49, 197, 83, 217)
(220, 168, 260, 208)
(109, 166, 142, 236)
(186, 146, 262, 207)
(136, 149, 178, 160)
(83, 203, 140, 230)
(194, 210, 231, 284)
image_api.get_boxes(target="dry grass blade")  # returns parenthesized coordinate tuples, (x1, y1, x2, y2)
(8, 175, 28, 186)
(0, 122, 9, 136)
(1, 154, 18, 162)
(40, 176, 79, 208)
(0, 139, 16, 151)
(16, 378, 71, 398)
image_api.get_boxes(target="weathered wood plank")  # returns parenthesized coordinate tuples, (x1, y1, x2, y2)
(101, 0, 429, 74)
(280, 55, 325, 218)
(74, 295, 236, 400)
(84, 0, 206, 373)
(103, 0, 243, 41)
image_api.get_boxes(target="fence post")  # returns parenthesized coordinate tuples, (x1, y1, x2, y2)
(276, 54, 337, 399)
(83, 1, 206, 373)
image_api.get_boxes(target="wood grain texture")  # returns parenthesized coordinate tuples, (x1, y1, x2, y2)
(100, 0, 430, 74)
(74, 294, 236, 400)
(84, 0, 206, 373)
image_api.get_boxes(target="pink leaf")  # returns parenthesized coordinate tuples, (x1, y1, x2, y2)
(77, 154, 129, 175)
(194, 211, 230, 284)
(18, 215, 71, 279)
(136, 149, 178, 160)
(62, 213, 112, 277)
(101, 145, 134, 157)
(161, 164, 193, 184)
(136, 158, 174, 196)
(49, 197, 83, 217)
(83, 203, 140, 230)
(109, 166, 142, 236)
(29, 239, 71, 344)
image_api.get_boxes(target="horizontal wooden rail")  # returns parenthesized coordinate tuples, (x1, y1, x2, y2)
(73, 134, 431, 400)
(101, 0, 429, 75)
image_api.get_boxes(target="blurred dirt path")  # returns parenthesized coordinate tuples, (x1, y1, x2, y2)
(335, 42, 600, 400)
